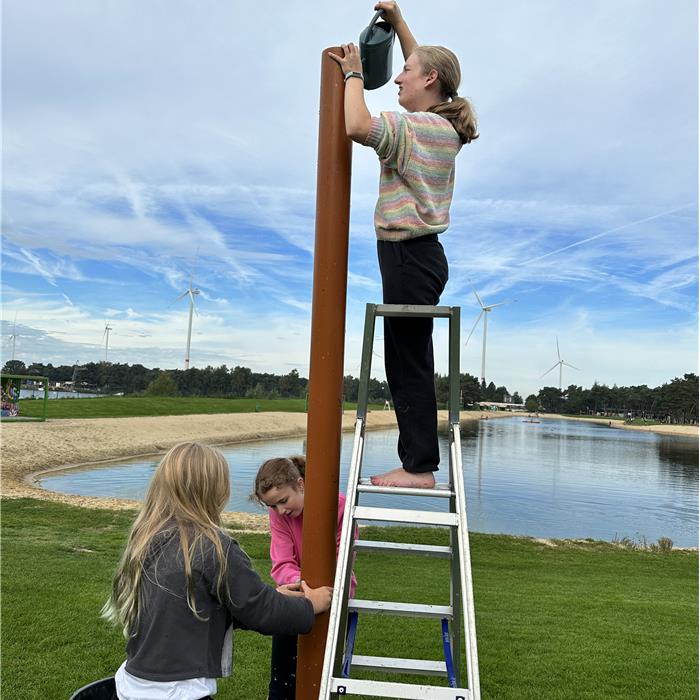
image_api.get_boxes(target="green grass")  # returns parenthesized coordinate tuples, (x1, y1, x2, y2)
(16, 396, 385, 419)
(2, 499, 697, 699)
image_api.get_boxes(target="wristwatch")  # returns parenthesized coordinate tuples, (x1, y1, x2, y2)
(344, 71, 364, 82)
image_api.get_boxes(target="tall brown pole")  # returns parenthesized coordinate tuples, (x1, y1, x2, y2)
(296, 47, 352, 699)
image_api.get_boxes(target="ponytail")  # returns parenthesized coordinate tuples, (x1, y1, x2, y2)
(428, 97, 479, 145)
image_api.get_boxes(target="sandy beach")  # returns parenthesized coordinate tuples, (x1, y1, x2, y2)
(2, 410, 695, 529)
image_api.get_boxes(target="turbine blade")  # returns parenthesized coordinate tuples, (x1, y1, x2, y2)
(541, 362, 559, 378)
(464, 311, 484, 346)
(468, 279, 485, 309)
(563, 362, 579, 370)
(556, 336, 561, 361)
(485, 299, 516, 310)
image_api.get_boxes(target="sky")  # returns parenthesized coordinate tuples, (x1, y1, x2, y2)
(2, 0, 698, 398)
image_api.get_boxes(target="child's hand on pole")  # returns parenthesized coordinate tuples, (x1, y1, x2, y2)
(276, 582, 303, 597)
(301, 580, 333, 614)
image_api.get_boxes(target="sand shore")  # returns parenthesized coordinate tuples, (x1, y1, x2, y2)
(2, 410, 695, 529)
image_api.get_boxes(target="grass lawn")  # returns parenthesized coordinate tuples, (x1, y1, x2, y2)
(16, 396, 384, 420)
(2, 499, 697, 699)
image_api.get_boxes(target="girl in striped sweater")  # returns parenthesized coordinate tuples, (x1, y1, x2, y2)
(329, 1, 478, 488)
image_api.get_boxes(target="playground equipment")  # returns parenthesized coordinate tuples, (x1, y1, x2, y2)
(0, 374, 48, 421)
(359, 10, 396, 90)
(319, 304, 481, 699)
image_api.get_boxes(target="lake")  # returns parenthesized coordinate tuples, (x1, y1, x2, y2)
(37, 417, 698, 547)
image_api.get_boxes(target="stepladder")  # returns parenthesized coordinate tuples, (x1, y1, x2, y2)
(319, 303, 481, 700)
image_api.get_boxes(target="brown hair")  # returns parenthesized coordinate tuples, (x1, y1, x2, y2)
(413, 45, 479, 145)
(251, 455, 306, 505)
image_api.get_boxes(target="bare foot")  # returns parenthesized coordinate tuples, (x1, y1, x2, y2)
(370, 468, 436, 488)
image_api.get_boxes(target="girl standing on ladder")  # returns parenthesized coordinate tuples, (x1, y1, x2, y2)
(329, 1, 478, 487)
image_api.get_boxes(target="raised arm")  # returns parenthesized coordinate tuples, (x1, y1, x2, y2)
(375, 1, 417, 60)
(328, 44, 373, 144)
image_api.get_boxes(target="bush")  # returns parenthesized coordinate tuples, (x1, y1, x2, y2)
(145, 372, 178, 396)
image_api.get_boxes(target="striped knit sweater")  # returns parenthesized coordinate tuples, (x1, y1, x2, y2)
(364, 111, 462, 241)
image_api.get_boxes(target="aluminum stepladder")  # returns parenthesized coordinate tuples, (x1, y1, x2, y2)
(319, 303, 481, 700)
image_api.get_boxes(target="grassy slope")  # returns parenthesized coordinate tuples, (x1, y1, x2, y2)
(1, 499, 697, 699)
(16, 397, 385, 419)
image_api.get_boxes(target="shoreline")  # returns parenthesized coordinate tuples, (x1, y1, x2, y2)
(1, 410, 695, 530)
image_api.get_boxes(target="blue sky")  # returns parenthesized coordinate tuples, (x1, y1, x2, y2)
(2, 0, 697, 397)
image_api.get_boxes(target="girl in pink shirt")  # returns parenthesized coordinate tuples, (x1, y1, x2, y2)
(252, 455, 356, 700)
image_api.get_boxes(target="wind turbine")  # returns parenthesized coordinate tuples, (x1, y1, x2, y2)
(464, 282, 516, 384)
(102, 322, 113, 363)
(541, 337, 579, 390)
(176, 279, 200, 369)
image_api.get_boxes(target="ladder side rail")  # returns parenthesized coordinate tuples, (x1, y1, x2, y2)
(451, 424, 481, 700)
(448, 306, 461, 424)
(319, 418, 367, 699)
(449, 493, 463, 688)
(447, 306, 463, 685)
(355, 303, 377, 421)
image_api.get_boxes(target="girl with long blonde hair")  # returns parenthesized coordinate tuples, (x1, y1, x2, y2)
(103, 442, 331, 700)
(330, 1, 478, 489)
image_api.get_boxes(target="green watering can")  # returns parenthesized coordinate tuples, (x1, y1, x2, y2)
(359, 10, 395, 90)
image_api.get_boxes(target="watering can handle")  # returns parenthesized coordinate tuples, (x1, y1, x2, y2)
(366, 9, 384, 40)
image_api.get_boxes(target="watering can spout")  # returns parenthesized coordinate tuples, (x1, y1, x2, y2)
(359, 10, 395, 90)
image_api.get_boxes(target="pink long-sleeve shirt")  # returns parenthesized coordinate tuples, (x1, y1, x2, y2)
(269, 492, 357, 598)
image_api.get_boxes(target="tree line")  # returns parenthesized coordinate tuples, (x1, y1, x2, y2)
(528, 374, 698, 424)
(3, 359, 696, 423)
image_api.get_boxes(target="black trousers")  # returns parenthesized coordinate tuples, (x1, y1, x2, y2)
(268, 633, 298, 699)
(377, 234, 449, 474)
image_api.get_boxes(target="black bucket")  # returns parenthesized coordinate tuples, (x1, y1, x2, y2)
(359, 10, 395, 90)
(69, 677, 117, 700)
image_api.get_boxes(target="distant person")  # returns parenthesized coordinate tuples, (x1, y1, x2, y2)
(102, 442, 332, 700)
(252, 455, 357, 700)
(330, 1, 478, 488)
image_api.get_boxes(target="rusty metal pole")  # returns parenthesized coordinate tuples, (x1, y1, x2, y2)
(296, 47, 352, 699)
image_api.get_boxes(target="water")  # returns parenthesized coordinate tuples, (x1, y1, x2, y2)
(20, 389, 102, 399)
(37, 417, 699, 546)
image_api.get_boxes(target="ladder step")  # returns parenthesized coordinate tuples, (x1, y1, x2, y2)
(354, 540, 452, 558)
(348, 599, 452, 619)
(350, 655, 447, 677)
(354, 506, 458, 527)
(358, 480, 454, 498)
(376, 303, 454, 319)
(330, 677, 472, 699)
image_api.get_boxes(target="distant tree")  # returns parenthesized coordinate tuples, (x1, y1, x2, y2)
(278, 369, 303, 397)
(146, 372, 178, 396)
(511, 392, 523, 404)
(230, 366, 253, 397)
(343, 375, 359, 403)
(460, 373, 481, 407)
(537, 386, 564, 413)
(525, 394, 539, 412)
(2, 360, 26, 375)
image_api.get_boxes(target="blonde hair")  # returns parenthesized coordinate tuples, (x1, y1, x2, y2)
(102, 442, 231, 636)
(412, 45, 479, 145)
(251, 455, 305, 506)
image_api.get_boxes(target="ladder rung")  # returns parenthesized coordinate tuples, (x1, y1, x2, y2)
(330, 677, 472, 699)
(348, 599, 452, 619)
(358, 480, 454, 498)
(375, 303, 454, 319)
(350, 655, 447, 676)
(354, 540, 452, 557)
(354, 506, 458, 527)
